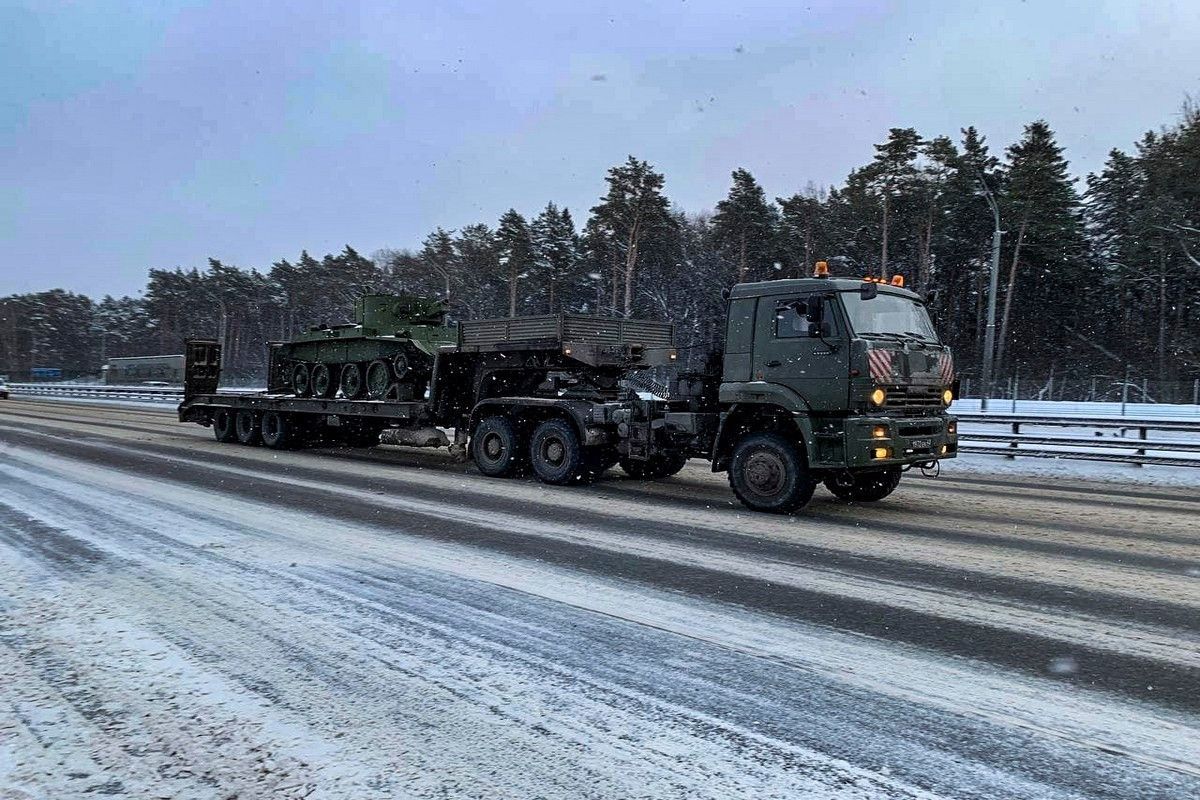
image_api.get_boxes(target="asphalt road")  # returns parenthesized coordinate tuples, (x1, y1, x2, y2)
(1, 397, 1198, 799)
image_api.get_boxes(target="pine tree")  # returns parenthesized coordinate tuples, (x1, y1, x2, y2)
(712, 168, 780, 283)
(996, 120, 1088, 374)
(496, 209, 535, 317)
(531, 203, 580, 313)
(589, 156, 674, 316)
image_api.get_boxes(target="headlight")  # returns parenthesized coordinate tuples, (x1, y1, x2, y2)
(947, 420, 957, 435)
(942, 388, 953, 405)
(871, 446, 891, 459)
(870, 387, 887, 406)
(871, 425, 888, 439)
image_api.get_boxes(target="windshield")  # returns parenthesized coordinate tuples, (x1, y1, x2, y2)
(840, 292, 938, 342)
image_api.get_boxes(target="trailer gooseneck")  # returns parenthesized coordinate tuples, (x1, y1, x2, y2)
(179, 269, 958, 513)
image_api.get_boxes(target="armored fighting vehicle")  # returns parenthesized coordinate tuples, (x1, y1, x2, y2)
(276, 294, 454, 401)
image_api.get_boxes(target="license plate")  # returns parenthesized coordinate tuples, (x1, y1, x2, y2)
(911, 438, 932, 449)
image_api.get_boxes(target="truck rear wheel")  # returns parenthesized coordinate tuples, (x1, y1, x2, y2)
(260, 410, 296, 449)
(530, 418, 587, 485)
(235, 410, 262, 445)
(728, 432, 815, 514)
(824, 468, 902, 502)
(212, 409, 238, 443)
(472, 415, 526, 477)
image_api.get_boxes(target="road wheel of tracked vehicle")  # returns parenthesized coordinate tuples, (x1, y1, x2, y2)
(472, 415, 527, 477)
(392, 351, 410, 381)
(260, 410, 296, 449)
(366, 359, 392, 400)
(728, 432, 815, 514)
(291, 363, 312, 397)
(824, 467, 902, 502)
(339, 363, 364, 399)
(311, 363, 334, 398)
(212, 409, 238, 443)
(530, 418, 587, 485)
(620, 452, 688, 480)
(235, 410, 262, 446)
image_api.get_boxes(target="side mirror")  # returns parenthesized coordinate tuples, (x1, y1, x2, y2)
(808, 322, 832, 338)
(860, 282, 878, 300)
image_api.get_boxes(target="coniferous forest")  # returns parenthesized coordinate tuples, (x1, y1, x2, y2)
(2, 106, 1198, 400)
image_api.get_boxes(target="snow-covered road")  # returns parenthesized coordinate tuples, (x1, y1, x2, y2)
(1, 398, 1198, 799)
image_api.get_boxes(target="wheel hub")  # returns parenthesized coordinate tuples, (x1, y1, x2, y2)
(545, 440, 565, 465)
(484, 434, 503, 459)
(744, 451, 785, 496)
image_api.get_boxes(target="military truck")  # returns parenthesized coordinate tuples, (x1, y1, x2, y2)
(179, 266, 957, 513)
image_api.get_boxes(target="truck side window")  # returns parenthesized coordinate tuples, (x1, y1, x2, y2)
(775, 296, 840, 339)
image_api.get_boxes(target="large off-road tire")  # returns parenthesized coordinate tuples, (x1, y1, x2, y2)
(472, 415, 527, 478)
(366, 359, 392, 400)
(824, 467, 902, 502)
(311, 363, 335, 398)
(235, 410, 262, 446)
(340, 363, 364, 399)
(529, 418, 587, 485)
(619, 452, 688, 480)
(728, 432, 815, 514)
(212, 409, 238, 443)
(291, 363, 312, 397)
(260, 410, 297, 450)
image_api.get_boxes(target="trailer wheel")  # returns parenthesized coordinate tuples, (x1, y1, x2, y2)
(728, 432, 815, 514)
(530, 418, 588, 485)
(340, 363, 364, 399)
(472, 416, 527, 477)
(260, 410, 296, 449)
(235, 410, 262, 446)
(366, 360, 391, 399)
(292, 363, 312, 397)
(212, 409, 238, 443)
(312, 363, 335, 398)
(620, 452, 688, 480)
(824, 467, 902, 502)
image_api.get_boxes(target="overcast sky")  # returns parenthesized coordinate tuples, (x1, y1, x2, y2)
(3, 0, 1198, 298)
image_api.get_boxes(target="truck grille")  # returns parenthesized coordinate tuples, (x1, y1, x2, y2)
(885, 385, 944, 416)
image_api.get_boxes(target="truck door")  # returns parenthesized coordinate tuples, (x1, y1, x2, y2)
(753, 293, 850, 413)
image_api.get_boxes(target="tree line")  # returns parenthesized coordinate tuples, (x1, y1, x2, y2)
(1, 102, 1197, 397)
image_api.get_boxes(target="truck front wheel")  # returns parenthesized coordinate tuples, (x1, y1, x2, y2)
(728, 432, 815, 514)
(824, 468, 902, 502)
(530, 418, 587, 485)
(472, 416, 526, 477)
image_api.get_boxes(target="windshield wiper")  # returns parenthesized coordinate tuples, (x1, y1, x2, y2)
(857, 331, 905, 340)
(903, 331, 938, 343)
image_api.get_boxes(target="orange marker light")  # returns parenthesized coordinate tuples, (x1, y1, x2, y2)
(813, 261, 830, 277)
(890, 275, 905, 287)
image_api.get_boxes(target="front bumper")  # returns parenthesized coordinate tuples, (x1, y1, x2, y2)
(844, 414, 957, 468)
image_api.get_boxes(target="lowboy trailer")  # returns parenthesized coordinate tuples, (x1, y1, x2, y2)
(179, 269, 959, 513)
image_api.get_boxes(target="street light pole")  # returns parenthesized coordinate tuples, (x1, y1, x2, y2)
(978, 174, 1003, 412)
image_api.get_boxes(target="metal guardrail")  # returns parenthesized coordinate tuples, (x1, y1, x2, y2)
(954, 413, 1200, 467)
(7, 383, 183, 402)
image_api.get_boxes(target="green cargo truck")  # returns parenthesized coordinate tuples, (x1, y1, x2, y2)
(180, 267, 957, 513)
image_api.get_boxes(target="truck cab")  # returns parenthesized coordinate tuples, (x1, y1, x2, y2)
(712, 272, 957, 512)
